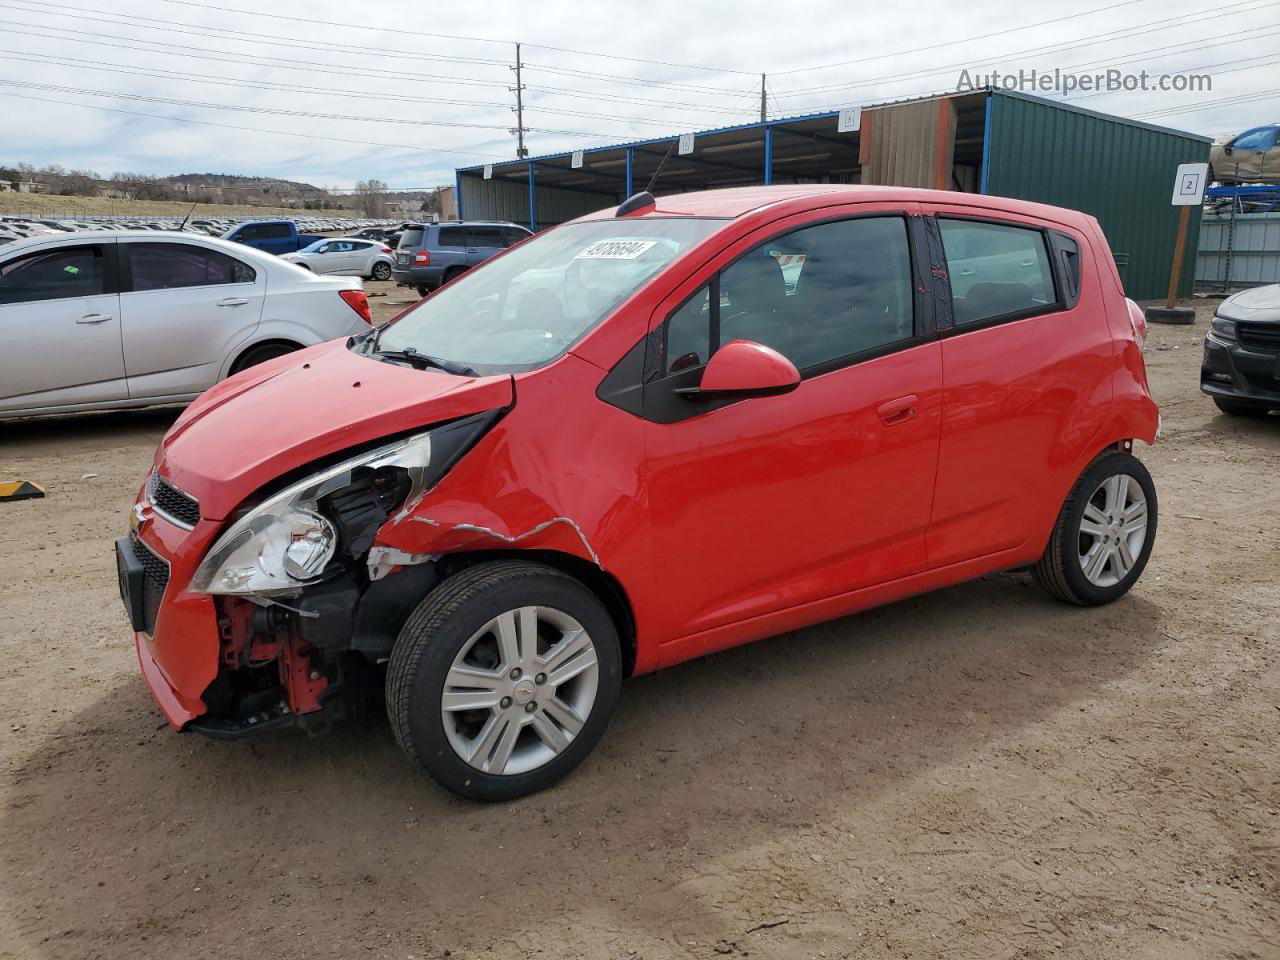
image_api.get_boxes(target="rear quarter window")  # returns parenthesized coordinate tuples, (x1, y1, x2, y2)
(939, 219, 1056, 326)
(398, 227, 425, 249)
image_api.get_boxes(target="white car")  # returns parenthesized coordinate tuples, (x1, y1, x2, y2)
(0, 231, 373, 420)
(280, 238, 395, 280)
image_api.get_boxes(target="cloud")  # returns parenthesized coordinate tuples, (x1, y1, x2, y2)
(2, 0, 1277, 185)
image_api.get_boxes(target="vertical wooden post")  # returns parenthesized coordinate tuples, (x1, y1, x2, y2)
(1166, 204, 1191, 309)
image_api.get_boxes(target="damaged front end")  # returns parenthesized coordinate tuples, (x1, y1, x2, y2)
(185, 412, 502, 739)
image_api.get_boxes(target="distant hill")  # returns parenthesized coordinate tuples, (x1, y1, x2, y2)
(164, 173, 325, 193)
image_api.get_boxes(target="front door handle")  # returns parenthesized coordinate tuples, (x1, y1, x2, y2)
(218, 297, 249, 307)
(877, 395, 918, 425)
(77, 313, 111, 324)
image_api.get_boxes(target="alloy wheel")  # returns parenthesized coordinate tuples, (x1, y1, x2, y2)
(440, 606, 599, 776)
(1078, 473, 1149, 587)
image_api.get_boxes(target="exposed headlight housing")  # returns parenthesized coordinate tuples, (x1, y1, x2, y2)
(191, 412, 499, 596)
(1210, 316, 1238, 341)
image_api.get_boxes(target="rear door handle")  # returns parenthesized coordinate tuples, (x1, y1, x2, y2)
(77, 313, 111, 324)
(877, 395, 918, 425)
(218, 297, 249, 307)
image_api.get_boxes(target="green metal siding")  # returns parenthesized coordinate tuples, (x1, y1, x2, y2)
(983, 92, 1210, 301)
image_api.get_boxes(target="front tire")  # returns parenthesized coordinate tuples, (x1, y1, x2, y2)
(1032, 451, 1157, 606)
(371, 261, 392, 281)
(230, 341, 298, 374)
(386, 561, 621, 801)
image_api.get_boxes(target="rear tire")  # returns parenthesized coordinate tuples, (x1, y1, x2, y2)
(230, 342, 298, 374)
(386, 560, 621, 801)
(416, 285, 430, 298)
(371, 261, 392, 281)
(1214, 397, 1271, 417)
(1032, 451, 1157, 606)
(442, 267, 466, 285)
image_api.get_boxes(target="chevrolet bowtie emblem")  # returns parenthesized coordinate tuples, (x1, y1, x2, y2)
(130, 502, 148, 534)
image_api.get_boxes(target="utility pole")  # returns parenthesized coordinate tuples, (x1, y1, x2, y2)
(512, 43, 528, 159)
(760, 73, 767, 122)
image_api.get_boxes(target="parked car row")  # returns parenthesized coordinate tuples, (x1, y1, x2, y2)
(0, 214, 401, 248)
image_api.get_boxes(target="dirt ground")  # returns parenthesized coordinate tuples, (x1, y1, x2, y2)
(1, 294, 1277, 960)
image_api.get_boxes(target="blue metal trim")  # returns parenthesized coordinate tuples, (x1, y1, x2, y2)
(625, 147, 633, 197)
(455, 169, 463, 219)
(979, 93, 992, 195)
(763, 125, 774, 186)
(455, 109, 845, 174)
(527, 162, 537, 232)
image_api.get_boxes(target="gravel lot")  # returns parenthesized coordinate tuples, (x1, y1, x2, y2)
(1, 294, 1276, 960)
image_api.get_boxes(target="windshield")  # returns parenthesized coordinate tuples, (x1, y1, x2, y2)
(372, 218, 724, 373)
(299, 239, 328, 253)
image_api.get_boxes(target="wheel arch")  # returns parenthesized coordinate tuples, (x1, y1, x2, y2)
(228, 337, 305, 375)
(436, 549, 638, 677)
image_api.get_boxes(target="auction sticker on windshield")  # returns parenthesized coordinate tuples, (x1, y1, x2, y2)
(575, 239, 658, 260)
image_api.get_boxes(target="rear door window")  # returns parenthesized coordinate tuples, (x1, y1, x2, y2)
(470, 226, 505, 249)
(126, 242, 256, 291)
(938, 219, 1056, 325)
(0, 244, 108, 303)
(437, 226, 469, 248)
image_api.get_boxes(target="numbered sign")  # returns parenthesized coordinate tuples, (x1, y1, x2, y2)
(483, 164, 493, 180)
(1171, 162, 1208, 205)
(571, 150, 584, 169)
(678, 132, 695, 155)
(837, 106, 861, 134)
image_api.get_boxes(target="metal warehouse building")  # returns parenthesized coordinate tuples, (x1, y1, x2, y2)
(456, 88, 1210, 300)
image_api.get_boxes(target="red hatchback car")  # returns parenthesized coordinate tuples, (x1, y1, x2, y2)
(118, 185, 1159, 799)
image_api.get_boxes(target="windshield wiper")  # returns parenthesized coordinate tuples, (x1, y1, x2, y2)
(373, 347, 478, 377)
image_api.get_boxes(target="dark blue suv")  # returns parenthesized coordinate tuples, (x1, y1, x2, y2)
(392, 221, 532, 295)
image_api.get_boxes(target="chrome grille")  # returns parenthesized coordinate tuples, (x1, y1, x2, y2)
(149, 474, 200, 528)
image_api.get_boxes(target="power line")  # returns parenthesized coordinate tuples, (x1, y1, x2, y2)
(777, 0, 1280, 98)
(0, 0, 512, 70)
(129, 0, 757, 76)
(771, 0, 1148, 75)
(0, 89, 504, 158)
(0, 78, 630, 138)
(0, 24, 514, 90)
(521, 62, 757, 99)
(1134, 87, 1279, 118)
(0, 50, 702, 127)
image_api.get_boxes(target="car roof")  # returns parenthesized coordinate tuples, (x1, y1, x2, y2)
(0, 229, 291, 266)
(573, 184, 1094, 229)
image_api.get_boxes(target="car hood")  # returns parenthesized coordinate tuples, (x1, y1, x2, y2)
(155, 339, 514, 520)
(1218, 284, 1280, 323)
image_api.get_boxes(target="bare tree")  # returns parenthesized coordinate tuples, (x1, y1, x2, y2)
(354, 178, 388, 217)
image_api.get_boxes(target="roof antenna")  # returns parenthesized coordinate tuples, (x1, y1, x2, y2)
(177, 201, 197, 233)
(644, 143, 675, 193)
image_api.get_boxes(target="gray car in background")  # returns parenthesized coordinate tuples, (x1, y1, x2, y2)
(392, 221, 532, 295)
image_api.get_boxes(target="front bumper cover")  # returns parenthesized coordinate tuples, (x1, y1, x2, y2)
(1200, 334, 1280, 407)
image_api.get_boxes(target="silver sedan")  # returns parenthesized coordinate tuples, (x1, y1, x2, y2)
(281, 238, 395, 280)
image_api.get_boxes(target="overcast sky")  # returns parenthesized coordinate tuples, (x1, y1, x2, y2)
(2, 0, 1277, 190)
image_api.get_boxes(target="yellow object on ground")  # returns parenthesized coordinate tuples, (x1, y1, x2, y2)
(0, 481, 45, 501)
